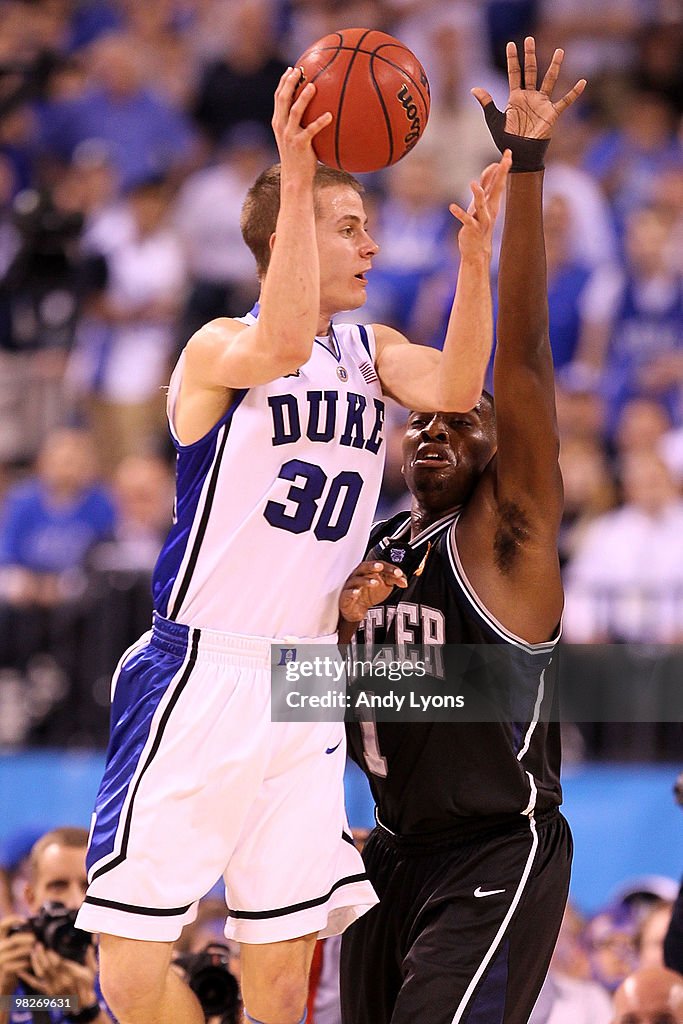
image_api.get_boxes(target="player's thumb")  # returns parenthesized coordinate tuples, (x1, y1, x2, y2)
(471, 87, 493, 109)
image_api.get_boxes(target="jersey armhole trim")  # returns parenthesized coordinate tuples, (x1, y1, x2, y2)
(167, 314, 255, 450)
(171, 387, 248, 453)
(358, 324, 372, 360)
(446, 522, 561, 654)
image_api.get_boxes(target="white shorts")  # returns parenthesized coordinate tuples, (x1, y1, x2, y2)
(76, 614, 377, 944)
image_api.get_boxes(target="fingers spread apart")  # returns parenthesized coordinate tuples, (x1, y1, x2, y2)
(506, 36, 587, 112)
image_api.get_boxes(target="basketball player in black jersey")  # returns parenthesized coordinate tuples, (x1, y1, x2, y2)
(337, 38, 586, 1024)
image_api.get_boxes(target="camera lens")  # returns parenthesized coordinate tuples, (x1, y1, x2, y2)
(176, 945, 239, 1021)
(190, 963, 238, 1017)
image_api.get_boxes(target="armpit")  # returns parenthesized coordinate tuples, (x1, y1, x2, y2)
(494, 500, 532, 573)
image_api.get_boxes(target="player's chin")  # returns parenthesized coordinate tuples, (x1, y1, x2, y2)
(410, 463, 448, 486)
(344, 287, 366, 311)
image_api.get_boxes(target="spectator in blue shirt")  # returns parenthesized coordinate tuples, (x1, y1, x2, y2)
(582, 88, 682, 243)
(0, 427, 116, 608)
(543, 193, 594, 370)
(577, 204, 683, 437)
(38, 32, 197, 194)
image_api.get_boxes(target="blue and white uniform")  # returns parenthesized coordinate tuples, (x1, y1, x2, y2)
(155, 310, 386, 638)
(77, 310, 384, 943)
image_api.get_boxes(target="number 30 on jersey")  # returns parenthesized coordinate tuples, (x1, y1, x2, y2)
(264, 458, 363, 542)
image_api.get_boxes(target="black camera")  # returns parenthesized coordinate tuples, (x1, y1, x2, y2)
(0, 51, 65, 119)
(4, 187, 85, 351)
(7, 901, 93, 964)
(11, 188, 84, 269)
(175, 943, 239, 1023)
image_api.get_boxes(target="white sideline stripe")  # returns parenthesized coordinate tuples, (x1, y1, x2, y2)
(110, 630, 152, 702)
(167, 423, 226, 617)
(450, 809, 539, 1023)
(516, 668, 547, 762)
(520, 770, 538, 818)
(87, 636, 196, 883)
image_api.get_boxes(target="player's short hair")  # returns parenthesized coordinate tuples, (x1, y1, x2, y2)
(28, 827, 89, 880)
(481, 389, 494, 410)
(240, 163, 365, 280)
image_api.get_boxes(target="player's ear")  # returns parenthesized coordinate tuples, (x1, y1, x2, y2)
(269, 232, 276, 253)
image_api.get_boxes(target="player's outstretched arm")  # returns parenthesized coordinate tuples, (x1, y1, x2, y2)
(372, 152, 510, 412)
(184, 68, 333, 392)
(482, 38, 586, 529)
(453, 39, 585, 643)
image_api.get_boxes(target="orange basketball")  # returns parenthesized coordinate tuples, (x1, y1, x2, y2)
(295, 27, 431, 173)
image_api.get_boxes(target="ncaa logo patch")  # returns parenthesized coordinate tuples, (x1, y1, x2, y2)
(337, 366, 349, 382)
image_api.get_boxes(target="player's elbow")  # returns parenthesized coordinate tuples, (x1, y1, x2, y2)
(461, 386, 484, 412)
(274, 341, 311, 375)
(265, 330, 313, 370)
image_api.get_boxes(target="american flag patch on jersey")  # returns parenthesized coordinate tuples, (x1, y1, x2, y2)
(359, 360, 378, 384)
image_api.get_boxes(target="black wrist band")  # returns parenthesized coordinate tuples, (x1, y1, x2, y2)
(483, 101, 550, 172)
(65, 1001, 100, 1023)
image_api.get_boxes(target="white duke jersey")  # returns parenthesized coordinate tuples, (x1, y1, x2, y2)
(152, 309, 386, 639)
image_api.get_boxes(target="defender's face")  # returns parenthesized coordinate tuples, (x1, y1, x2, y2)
(402, 406, 496, 511)
(315, 186, 378, 319)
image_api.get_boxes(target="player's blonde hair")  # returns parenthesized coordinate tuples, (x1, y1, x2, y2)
(240, 163, 364, 280)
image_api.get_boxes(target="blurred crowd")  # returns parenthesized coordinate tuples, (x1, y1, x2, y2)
(527, 878, 683, 1023)
(1, 825, 682, 1024)
(0, 0, 681, 748)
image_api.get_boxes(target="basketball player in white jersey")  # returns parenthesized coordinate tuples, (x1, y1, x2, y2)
(75, 67, 510, 1024)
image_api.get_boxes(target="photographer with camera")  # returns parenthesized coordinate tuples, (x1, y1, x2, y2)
(0, 828, 111, 1024)
(174, 944, 240, 1024)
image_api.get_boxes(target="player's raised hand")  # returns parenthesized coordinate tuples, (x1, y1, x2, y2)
(339, 561, 408, 624)
(272, 66, 332, 177)
(449, 150, 511, 259)
(472, 37, 586, 173)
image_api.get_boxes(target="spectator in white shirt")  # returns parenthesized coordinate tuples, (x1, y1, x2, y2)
(563, 451, 683, 642)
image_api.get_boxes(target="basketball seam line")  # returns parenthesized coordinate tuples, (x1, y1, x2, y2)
(368, 53, 394, 165)
(335, 28, 375, 169)
(303, 46, 429, 111)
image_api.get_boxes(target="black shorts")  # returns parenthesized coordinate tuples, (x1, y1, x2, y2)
(340, 810, 572, 1024)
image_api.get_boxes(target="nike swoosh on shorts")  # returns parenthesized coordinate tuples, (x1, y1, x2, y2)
(474, 886, 507, 898)
(325, 740, 342, 754)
